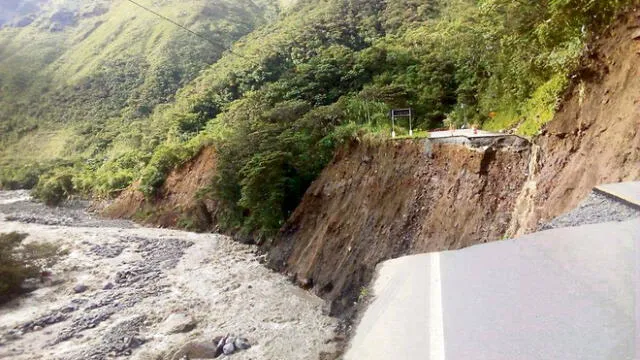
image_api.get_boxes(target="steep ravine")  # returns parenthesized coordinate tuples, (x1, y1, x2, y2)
(106, 10, 640, 316)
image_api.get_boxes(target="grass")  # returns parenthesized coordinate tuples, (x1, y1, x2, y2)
(0, 129, 71, 163)
(482, 74, 568, 136)
(394, 130, 431, 139)
(0, 0, 279, 191)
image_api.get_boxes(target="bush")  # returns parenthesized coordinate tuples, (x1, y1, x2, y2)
(0, 232, 66, 302)
(0, 163, 48, 190)
(139, 143, 195, 197)
(32, 172, 74, 206)
(483, 73, 568, 135)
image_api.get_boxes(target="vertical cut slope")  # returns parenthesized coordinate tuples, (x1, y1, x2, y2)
(269, 137, 531, 313)
(510, 11, 640, 234)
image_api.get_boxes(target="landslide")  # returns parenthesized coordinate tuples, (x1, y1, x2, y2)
(104, 146, 218, 230)
(510, 11, 640, 234)
(103, 9, 640, 318)
(269, 137, 532, 313)
(267, 11, 640, 313)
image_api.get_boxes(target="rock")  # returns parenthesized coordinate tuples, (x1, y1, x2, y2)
(4, 332, 21, 341)
(32, 326, 43, 331)
(212, 335, 224, 345)
(298, 277, 313, 289)
(160, 313, 197, 334)
(102, 282, 114, 290)
(73, 284, 88, 294)
(124, 336, 144, 349)
(216, 336, 227, 355)
(170, 341, 221, 360)
(234, 337, 251, 350)
(222, 342, 235, 355)
(60, 304, 78, 313)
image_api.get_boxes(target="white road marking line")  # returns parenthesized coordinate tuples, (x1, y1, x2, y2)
(430, 253, 446, 360)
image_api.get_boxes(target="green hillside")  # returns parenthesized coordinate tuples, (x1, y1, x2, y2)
(0, 0, 279, 184)
(0, 0, 635, 241)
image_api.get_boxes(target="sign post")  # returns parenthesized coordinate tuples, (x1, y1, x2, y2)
(390, 108, 413, 138)
(392, 112, 396, 138)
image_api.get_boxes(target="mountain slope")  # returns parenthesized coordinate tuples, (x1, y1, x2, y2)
(2, 0, 637, 243)
(0, 0, 47, 26)
(0, 0, 279, 171)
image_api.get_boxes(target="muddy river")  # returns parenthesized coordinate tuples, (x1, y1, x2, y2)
(0, 191, 337, 360)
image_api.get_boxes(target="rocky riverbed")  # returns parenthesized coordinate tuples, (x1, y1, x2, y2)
(0, 191, 338, 360)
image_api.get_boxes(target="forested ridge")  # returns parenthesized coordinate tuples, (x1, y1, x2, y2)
(0, 0, 280, 186)
(0, 0, 635, 241)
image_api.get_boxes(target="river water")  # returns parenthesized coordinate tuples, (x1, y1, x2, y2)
(0, 191, 337, 360)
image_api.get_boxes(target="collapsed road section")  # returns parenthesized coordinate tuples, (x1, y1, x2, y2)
(346, 215, 638, 360)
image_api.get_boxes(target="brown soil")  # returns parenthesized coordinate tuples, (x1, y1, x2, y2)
(268, 138, 532, 313)
(103, 146, 218, 229)
(512, 11, 640, 233)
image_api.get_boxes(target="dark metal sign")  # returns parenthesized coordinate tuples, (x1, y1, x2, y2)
(390, 108, 413, 138)
(391, 108, 412, 117)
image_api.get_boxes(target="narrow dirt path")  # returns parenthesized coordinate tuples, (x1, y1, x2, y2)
(0, 191, 338, 360)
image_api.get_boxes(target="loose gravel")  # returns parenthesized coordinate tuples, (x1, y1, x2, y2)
(0, 195, 135, 228)
(0, 191, 338, 360)
(540, 191, 640, 230)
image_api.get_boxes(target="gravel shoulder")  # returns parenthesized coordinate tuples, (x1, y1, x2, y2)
(539, 191, 640, 231)
(0, 192, 338, 360)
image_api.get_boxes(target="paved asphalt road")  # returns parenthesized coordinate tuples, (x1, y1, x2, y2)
(596, 182, 640, 209)
(428, 129, 505, 138)
(346, 219, 639, 360)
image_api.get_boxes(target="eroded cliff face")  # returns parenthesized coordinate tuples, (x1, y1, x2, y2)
(267, 12, 640, 313)
(269, 137, 532, 313)
(510, 11, 640, 234)
(104, 146, 218, 230)
(104, 11, 640, 316)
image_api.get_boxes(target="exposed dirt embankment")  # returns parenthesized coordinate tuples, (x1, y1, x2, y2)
(510, 11, 640, 234)
(269, 137, 531, 313)
(104, 146, 218, 229)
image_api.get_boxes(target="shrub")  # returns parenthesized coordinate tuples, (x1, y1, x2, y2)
(32, 173, 74, 206)
(0, 163, 48, 190)
(482, 73, 568, 135)
(139, 143, 195, 197)
(0, 232, 66, 303)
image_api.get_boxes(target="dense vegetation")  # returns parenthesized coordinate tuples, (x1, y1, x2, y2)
(0, 0, 280, 188)
(1, 0, 635, 240)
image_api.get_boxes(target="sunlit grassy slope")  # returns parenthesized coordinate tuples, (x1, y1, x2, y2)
(0, 0, 279, 163)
